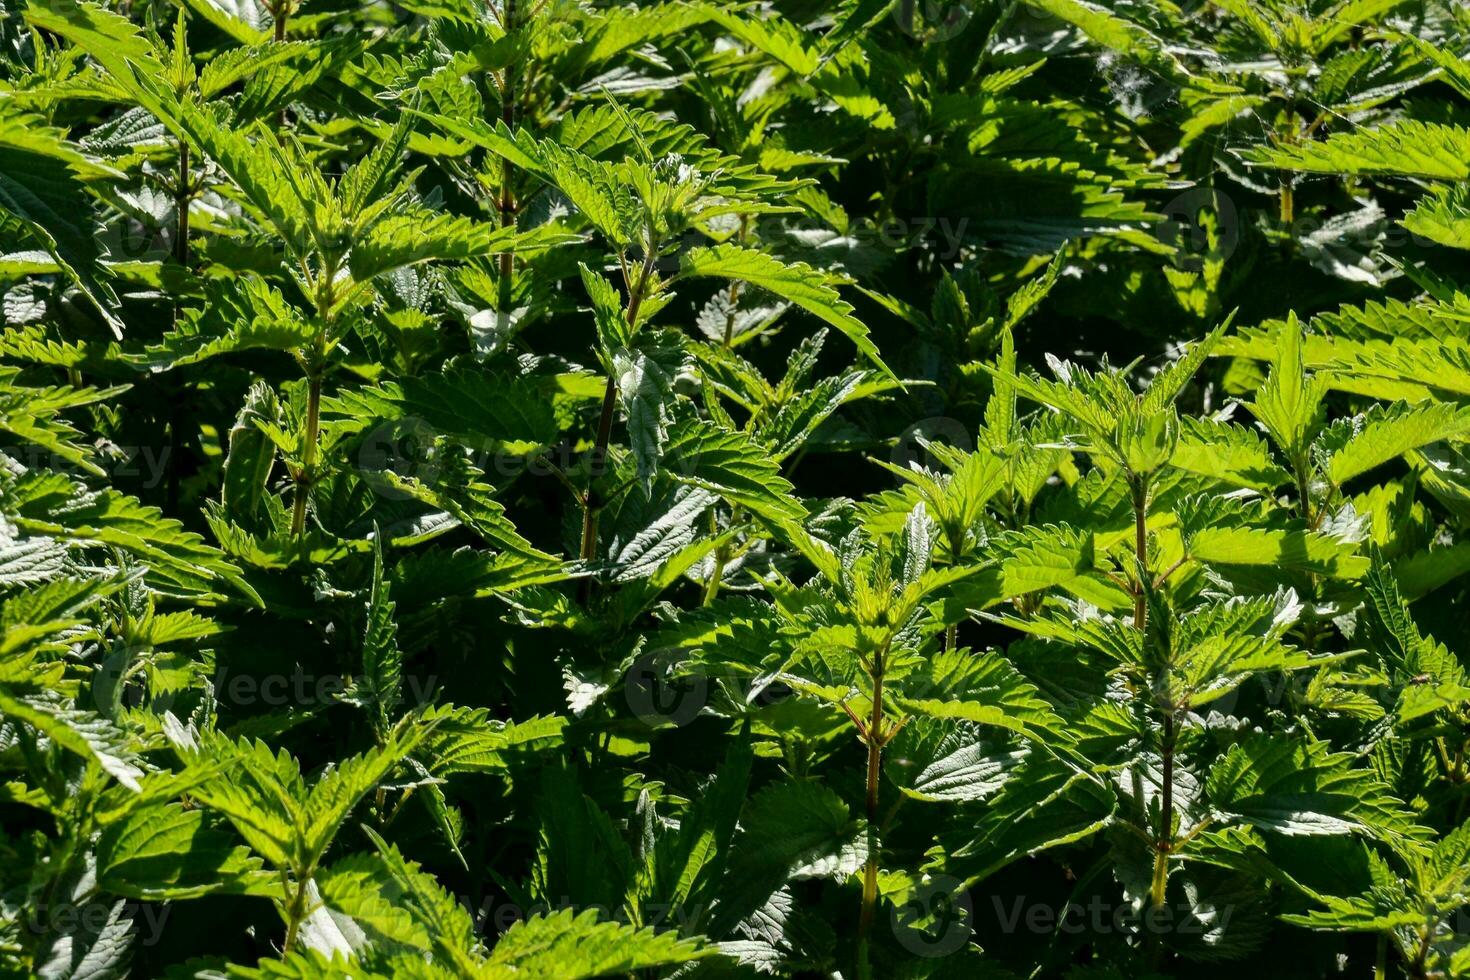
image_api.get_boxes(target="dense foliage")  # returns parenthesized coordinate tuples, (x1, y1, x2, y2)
(6, 0, 1470, 976)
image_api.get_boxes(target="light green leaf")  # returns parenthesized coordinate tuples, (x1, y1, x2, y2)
(678, 244, 894, 380)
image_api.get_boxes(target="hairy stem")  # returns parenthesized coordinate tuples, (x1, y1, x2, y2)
(1131, 478, 1148, 631)
(858, 702, 883, 942)
(496, 0, 518, 313)
(1411, 925, 1432, 979)
(1294, 461, 1314, 527)
(1279, 107, 1297, 225)
(720, 215, 750, 346)
(943, 529, 964, 650)
(578, 249, 656, 597)
(578, 376, 618, 566)
(703, 508, 733, 606)
(290, 370, 322, 537)
(703, 544, 730, 605)
(281, 874, 308, 955)
(1151, 712, 1176, 908)
(174, 144, 191, 271)
(164, 141, 192, 511)
(857, 640, 890, 948)
(1131, 475, 1175, 913)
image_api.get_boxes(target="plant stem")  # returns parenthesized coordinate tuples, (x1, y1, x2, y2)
(579, 376, 617, 565)
(857, 640, 890, 947)
(1279, 106, 1296, 225)
(1411, 925, 1432, 979)
(942, 528, 964, 650)
(1151, 712, 1176, 908)
(174, 144, 191, 272)
(496, 0, 518, 314)
(1294, 461, 1314, 527)
(720, 215, 750, 346)
(858, 687, 882, 940)
(164, 141, 192, 511)
(281, 874, 308, 955)
(721, 279, 741, 347)
(271, 2, 289, 128)
(578, 249, 656, 597)
(290, 370, 322, 537)
(703, 542, 729, 605)
(1131, 474, 1175, 912)
(1131, 477, 1148, 631)
(703, 508, 732, 606)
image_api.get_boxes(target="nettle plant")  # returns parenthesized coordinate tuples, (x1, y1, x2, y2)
(8, 0, 1470, 977)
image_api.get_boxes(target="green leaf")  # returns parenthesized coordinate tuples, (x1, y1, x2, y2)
(1205, 736, 1423, 845)
(96, 803, 265, 900)
(0, 371, 125, 476)
(419, 706, 565, 776)
(707, 779, 867, 934)
(136, 277, 315, 370)
(325, 368, 559, 457)
(678, 244, 894, 380)
(527, 767, 634, 913)
(579, 262, 631, 352)
(358, 541, 402, 739)
(887, 724, 1028, 803)
(1021, 0, 1189, 79)
(36, 898, 135, 980)
(1401, 183, 1470, 251)
(315, 851, 430, 953)
(178, 0, 271, 43)
(1170, 418, 1291, 492)
(221, 381, 282, 523)
(933, 755, 1115, 887)
(1360, 557, 1470, 721)
(1324, 401, 1470, 487)
(348, 213, 573, 284)
(662, 419, 807, 523)
(0, 688, 143, 791)
(486, 908, 709, 977)
(896, 648, 1066, 740)
(0, 136, 119, 335)
(1247, 315, 1326, 461)
(613, 342, 679, 494)
(1142, 321, 1228, 413)
(176, 732, 306, 868)
(1247, 120, 1470, 180)
(1188, 525, 1367, 578)
(299, 728, 426, 867)
(8, 473, 254, 600)
(361, 827, 481, 974)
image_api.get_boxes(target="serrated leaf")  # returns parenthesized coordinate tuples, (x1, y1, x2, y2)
(96, 803, 264, 900)
(662, 419, 806, 524)
(678, 243, 894, 380)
